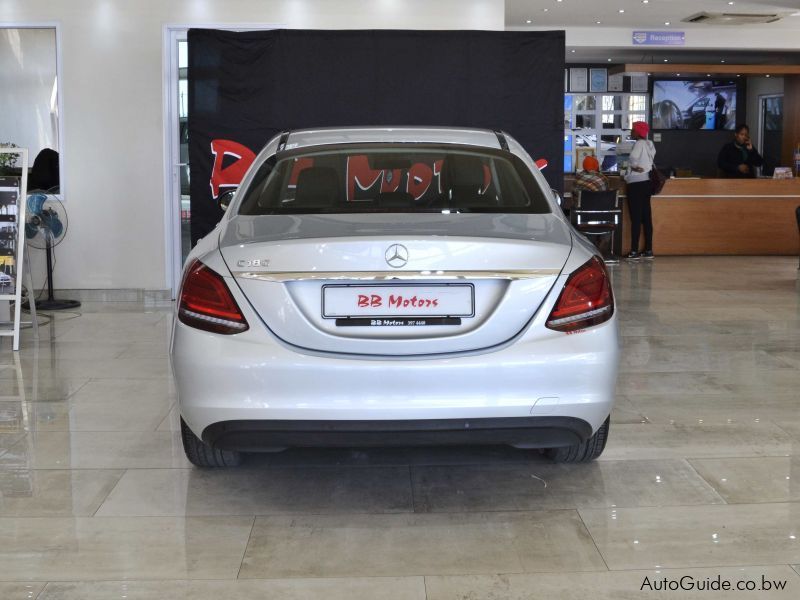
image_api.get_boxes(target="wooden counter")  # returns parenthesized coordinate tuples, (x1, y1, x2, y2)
(621, 178, 800, 255)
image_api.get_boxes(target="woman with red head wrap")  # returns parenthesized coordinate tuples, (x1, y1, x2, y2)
(625, 121, 656, 260)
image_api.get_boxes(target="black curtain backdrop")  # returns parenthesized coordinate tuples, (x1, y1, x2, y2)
(188, 29, 565, 243)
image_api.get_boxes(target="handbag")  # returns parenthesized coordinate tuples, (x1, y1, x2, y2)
(649, 166, 666, 195)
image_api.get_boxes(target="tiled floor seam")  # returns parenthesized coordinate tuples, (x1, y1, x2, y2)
(235, 516, 257, 579)
(90, 470, 128, 517)
(771, 421, 800, 440)
(600, 562, 800, 572)
(407, 465, 418, 513)
(682, 458, 730, 505)
(575, 509, 611, 572)
(64, 378, 92, 400)
(112, 345, 136, 359)
(34, 583, 47, 600)
(154, 403, 177, 431)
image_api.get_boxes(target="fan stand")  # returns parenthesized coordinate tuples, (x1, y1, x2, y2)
(35, 232, 81, 311)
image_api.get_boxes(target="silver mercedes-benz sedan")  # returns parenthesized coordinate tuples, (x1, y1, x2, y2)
(171, 126, 619, 467)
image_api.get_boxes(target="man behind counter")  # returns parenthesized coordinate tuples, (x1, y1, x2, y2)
(717, 124, 763, 178)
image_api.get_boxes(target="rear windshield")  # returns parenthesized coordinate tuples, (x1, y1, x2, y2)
(238, 145, 551, 215)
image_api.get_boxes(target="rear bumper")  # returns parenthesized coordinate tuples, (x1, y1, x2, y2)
(202, 417, 593, 451)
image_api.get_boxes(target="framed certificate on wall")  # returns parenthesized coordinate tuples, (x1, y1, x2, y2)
(569, 68, 588, 92)
(608, 74, 624, 92)
(630, 74, 649, 92)
(589, 68, 607, 93)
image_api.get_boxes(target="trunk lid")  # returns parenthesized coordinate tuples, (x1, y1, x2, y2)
(220, 213, 572, 356)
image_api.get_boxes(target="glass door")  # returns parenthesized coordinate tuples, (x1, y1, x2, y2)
(165, 25, 276, 297)
(165, 29, 190, 298)
(177, 40, 190, 266)
(759, 94, 783, 177)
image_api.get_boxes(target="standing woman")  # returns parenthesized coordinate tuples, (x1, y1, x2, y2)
(625, 121, 656, 260)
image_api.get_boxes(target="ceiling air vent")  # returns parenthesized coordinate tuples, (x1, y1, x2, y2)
(683, 12, 783, 25)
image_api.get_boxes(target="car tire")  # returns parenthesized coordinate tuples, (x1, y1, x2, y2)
(180, 417, 243, 467)
(546, 417, 609, 463)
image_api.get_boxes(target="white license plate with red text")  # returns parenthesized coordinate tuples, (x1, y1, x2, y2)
(322, 284, 475, 319)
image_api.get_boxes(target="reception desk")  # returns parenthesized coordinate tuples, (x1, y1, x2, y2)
(565, 176, 800, 255)
(624, 178, 800, 255)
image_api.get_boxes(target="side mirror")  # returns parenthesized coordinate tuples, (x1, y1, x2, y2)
(218, 189, 236, 212)
(550, 188, 562, 207)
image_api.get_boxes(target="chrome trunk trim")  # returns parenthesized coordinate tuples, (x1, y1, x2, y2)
(232, 269, 560, 282)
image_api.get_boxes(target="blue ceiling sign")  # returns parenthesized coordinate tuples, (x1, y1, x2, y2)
(632, 31, 686, 46)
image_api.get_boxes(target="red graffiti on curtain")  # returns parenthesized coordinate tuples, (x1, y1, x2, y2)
(209, 139, 256, 198)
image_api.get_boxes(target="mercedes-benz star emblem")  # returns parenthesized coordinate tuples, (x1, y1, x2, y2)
(385, 244, 409, 268)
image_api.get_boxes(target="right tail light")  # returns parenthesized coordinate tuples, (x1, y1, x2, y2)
(546, 256, 614, 332)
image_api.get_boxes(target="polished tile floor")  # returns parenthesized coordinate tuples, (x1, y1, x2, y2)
(0, 256, 798, 599)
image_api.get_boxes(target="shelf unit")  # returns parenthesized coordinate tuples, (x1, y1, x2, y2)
(0, 148, 29, 351)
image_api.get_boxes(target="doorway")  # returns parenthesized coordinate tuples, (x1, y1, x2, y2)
(758, 94, 783, 177)
(164, 25, 277, 298)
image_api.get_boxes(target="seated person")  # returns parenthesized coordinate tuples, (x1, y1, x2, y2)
(574, 155, 609, 192)
(717, 124, 763, 178)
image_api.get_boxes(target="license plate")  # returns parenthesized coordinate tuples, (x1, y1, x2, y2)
(322, 284, 474, 319)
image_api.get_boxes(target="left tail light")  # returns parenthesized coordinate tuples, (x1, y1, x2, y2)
(178, 259, 249, 335)
(546, 256, 614, 332)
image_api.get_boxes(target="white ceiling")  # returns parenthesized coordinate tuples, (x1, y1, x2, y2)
(506, 0, 800, 29)
(506, 0, 800, 64)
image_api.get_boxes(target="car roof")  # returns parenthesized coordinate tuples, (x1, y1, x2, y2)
(282, 126, 504, 152)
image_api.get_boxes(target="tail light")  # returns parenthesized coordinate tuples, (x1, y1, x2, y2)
(178, 259, 249, 335)
(546, 256, 614, 332)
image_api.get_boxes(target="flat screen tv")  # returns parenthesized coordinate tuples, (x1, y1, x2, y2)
(652, 80, 738, 130)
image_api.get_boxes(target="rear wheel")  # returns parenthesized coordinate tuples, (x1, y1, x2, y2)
(546, 417, 609, 463)
(180, 418, 242, 467)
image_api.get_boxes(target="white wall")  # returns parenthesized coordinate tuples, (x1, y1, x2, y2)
(0, 0, 505, 291)
(0, 27, 57, 161)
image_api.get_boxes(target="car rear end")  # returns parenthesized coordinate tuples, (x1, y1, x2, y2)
(171, 128, 619, 461)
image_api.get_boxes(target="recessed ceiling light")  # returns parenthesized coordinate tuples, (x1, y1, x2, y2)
(676, 73, 681, 76)
(664, 21, 670, 25)
(721, 59, 726, 63)
(643, 0, 649, 3)
(526, 19, 532, 23)
(571, 49, 576, 52)
(596, 20, 602, 24)
(608, 58, 612, 62)
(664, 59, 669, 62)
(706, 73, 711, 76)
(543, 8, 549, 12)
(728, 1, 735, 5)
(619, 9, 625, 13)
(737, 74, 741, 77)
(766, 74, 771, 77)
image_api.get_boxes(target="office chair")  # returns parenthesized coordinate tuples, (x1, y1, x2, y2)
(571, 189, 621, 263)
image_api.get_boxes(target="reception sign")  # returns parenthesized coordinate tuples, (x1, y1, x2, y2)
(632, 31, 686, 46)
